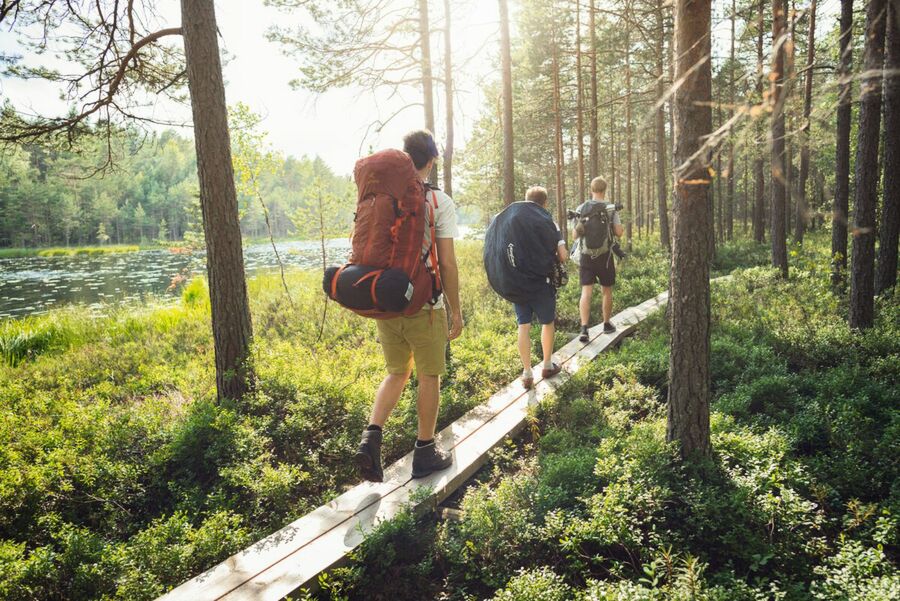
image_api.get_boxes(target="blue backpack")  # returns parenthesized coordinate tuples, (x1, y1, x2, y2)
(483, 201, 559, 304)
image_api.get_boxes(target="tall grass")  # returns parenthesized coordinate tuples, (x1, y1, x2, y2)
(0, 245, 141, 258)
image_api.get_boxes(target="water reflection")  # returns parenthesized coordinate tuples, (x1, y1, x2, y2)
(0, 239, 352, 318)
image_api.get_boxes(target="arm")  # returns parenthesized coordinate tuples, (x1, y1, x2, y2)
(436, 237, 463, 340)
(557, 241, 569, 263)
(613, 223, 625, 238)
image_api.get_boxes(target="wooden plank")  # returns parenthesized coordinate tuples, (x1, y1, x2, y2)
(159, 289, 672, 601)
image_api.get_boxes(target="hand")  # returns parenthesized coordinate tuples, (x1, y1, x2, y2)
(448, 310, 464, 341)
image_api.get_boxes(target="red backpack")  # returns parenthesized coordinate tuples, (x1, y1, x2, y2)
(323, 149, 441, 319)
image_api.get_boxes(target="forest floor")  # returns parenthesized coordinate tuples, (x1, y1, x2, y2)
(0, 232, 896, 601)
(303, 235, 899, 601)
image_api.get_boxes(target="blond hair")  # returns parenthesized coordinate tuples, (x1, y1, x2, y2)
(590, 177, 608, 195)
(525, 185, 548, 207)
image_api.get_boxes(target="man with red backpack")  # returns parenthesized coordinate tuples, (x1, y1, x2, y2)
(353, 130, 463, 482)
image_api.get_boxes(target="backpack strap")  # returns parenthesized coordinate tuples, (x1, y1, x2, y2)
(429, 190, 442, 295)
(330, 264, 348, 299)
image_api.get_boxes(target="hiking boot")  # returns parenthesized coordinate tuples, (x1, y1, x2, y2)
(541, 362, 562, 379)
(579, 325, 590, 342)
(354, 429, 384, 482)
(603, 321, 616, 334)
(411, 441, 453, 478)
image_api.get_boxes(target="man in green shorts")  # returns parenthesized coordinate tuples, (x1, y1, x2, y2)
(355, 130, 463, 482)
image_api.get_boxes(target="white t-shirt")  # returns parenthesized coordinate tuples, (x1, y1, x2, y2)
(423, 187, 458, 309)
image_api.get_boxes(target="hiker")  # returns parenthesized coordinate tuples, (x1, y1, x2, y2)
(354, 130, 463, 483)
(572, 176, 624, 342)
(514, 186, 568, 388)
(482, 186, 568, 389)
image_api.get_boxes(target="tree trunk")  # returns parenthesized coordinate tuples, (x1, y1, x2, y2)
(553, 39, 568, 245)
(833, 0, 853, 288)
(850, 0, 887, 329)
(668, 0, 712, 459)
(611, 108, 617, 200)
(576, 1, 585, 203)
(876, 2, 899, 293)
(625, 6, 634, 251)
(770, 0, 789, 278)
(589, 0, 599, 180)
(726, 0, 736, 241)
(656, 0, 671, 251)
(637, 150, 643, 237)
(796, 0, 817, 244)
(418, 0, 437, 185)
(182, 0, 254, 401)
(754, 0, 766, 243)
(499, 0, 515, 205)
(716, 98, 723, 245)
(442, 0, 454, 196)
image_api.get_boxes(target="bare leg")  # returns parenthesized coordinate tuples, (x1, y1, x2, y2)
(540, 322, 555, 367)
(369, 371, 411, 426)
(579, 285, 593, 326)
(518, 323, 532, 373)
(416, 374, 441, 440)
(602, 286, 614, 323)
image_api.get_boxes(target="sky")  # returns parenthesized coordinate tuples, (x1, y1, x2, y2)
(0, 0, 839, 178)
(0, 0, 505, 176)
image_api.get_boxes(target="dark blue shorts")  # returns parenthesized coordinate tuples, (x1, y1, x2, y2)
(513, 285, 557, 325)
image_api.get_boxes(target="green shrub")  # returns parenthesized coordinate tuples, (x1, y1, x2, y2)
(438, 471, 542, 590)
(492, 567, 573, 601)
(811, 540, 900, 601)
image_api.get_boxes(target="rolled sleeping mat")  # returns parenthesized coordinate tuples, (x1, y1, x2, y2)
(323, 264, 415, 313)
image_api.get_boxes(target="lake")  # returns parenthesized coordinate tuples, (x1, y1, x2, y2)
(0, 239, 353, 318)
(0, 226, 479, 318)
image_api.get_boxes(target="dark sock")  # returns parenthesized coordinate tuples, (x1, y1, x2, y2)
(366, 424, 382, 432)
(416, 438, 434, 447)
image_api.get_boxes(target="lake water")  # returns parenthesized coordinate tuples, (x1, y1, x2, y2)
(0, 239, 353, 319)
(0, 226, 478, 318)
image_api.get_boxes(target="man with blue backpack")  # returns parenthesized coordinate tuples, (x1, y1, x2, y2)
(483, 186, 568, 389)
(572, 176, 624, 342)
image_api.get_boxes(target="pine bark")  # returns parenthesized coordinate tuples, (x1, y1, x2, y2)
(875, 2, 899, 293)
(753, 0, 766, 243)
(726, 0, 736, 241)
(771, 0, 789, 278)
(850, 0, 887, 329)
(442, 0, 454, 196)
(181, 0, 254, 401)
(833, 0, 853, 287)
(668, 0, 712, 459)
(418, 0, 437, 184)
(625, 6, 634, 251)
(796, 0, 816, 244)
(499, 0, 515, 205)
(576, 1, 586, 203)
(656, 0, 670, 250)
(553, 39, 568, 245)
(589, 0, 599, 179)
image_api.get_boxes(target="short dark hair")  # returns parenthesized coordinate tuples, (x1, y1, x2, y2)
(403, 129, 439, 169)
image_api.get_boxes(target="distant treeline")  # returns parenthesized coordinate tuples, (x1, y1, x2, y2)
(0, 129, 354, 248)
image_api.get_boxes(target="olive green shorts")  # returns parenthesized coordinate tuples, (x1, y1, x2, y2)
(376, 307, 448, 376)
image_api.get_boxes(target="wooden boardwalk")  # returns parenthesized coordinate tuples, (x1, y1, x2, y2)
(159, 289, 670, 601)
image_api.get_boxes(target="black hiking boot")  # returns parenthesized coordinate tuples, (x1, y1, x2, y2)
(411, 441, 452, 479)
(603, 321, 616, 334)
(579, 325, 590, 343)
(355, 429, 384, 482)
